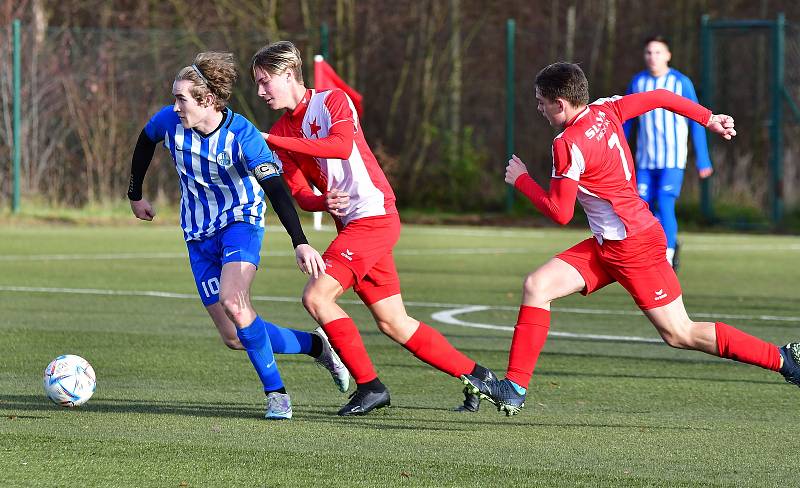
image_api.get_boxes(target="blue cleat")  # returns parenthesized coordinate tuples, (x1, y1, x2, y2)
(779, 343, 800, 387)
(461, 374, 526, 416)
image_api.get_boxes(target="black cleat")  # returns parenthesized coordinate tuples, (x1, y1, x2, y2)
(461, 374, 526, 416)
(453, 368, 496, 412)
(337, 387, 391, 416)
(779, 343, 800, 387)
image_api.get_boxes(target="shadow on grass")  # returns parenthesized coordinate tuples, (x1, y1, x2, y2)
(1, 394, 712, 433)
(366, 358, 782, 387)
(1, 394, 270, 420)
(535, 369, 781, 386)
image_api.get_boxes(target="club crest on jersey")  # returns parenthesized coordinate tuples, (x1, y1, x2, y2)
(584, 111, 610, 141)
(216, 152, 233, 168)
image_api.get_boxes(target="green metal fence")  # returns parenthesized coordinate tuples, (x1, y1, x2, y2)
(700, 13, 800, 228)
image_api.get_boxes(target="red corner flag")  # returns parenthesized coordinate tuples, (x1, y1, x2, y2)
(314, 55, 363, 117)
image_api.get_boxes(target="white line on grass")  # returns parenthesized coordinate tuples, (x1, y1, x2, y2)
(1, 286, 797, 345)
(0, 252, 188, 261)
(3, 241, 800, 262)
(0, 248, 536, 261)
(686, 244, 800, 252)
(430, 305, 664, 343)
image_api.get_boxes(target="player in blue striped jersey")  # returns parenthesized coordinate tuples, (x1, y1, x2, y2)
(127, 52, 350, 419)
(623, 36, 713, 269)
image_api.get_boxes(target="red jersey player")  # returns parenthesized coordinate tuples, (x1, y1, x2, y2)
(463, 62, 800, 416)
(249, 41, 496, 416)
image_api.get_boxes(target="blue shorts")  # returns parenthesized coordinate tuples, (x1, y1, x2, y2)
(186, 222, 265, 306)
(636, 167, 685, 203)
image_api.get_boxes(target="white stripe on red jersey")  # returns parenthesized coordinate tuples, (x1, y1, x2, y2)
(270, 89, 397, 226)
(549, 92, 711, 242)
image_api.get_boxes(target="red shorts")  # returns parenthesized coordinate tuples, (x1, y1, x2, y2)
(323, 214, 402, 305)
(556, 223, 681, 310)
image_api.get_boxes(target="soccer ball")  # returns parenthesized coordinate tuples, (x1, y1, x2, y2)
(43, 355, 96, 407)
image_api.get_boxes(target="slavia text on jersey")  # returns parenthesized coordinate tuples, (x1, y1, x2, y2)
(584, 111, 610, 141)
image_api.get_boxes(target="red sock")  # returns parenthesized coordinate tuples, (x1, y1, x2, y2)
(506, 306, 551, 388)
(715, 322, 781, 371)
(402, 322, 476, 377)
(322, 318, 378, 384)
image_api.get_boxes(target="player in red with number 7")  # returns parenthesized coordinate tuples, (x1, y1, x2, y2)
(462, 62, 800, 416)
(250, 41, 495, 416)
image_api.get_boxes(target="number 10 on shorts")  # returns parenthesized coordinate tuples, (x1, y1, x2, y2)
(201, 277, 220, 298)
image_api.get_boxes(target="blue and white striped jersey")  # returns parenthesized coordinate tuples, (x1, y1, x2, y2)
(144, 106, 279, 241)
(622, 69, 712, 171)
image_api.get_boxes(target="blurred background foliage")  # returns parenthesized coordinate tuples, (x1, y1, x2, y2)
(1, 0, 799, 228)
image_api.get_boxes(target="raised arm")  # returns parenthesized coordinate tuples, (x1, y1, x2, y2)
(621, 78, 637, 141)
(615, 89, 711, 126)
(614, 89, 736, 141)
(679, 76, 713, 176)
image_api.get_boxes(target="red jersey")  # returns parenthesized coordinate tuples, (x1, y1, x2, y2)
(268, 89, 397, 227)
(515, 89, 711, 242)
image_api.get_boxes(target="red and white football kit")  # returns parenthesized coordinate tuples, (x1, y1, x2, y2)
(269, 88, 401, 304)
(504, 89, 782, 389)
(517, 90, 713, 310)
(267, 88, 477, 385)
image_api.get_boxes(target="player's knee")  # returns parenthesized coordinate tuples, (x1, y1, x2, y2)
(375, 319, 400, 339)
(303, 287, 336, 317)
(219, 293, 248, 323)
(522, 274, 552, 304)
(376, 316, 415, 341)
(659, 326, 693, 349)
(302, 287, 328, 317)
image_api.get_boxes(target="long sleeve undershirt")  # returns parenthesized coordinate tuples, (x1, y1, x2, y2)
(267, 122, 354, 159)
(615, 89, 712, 126)
(514, 174, 579, 225)
(258, 176, 308, 248)
(267, 121, 357, 213)
(514, 89, 712, 225)
(127, 129, 157, 201)
(278, 157, 328, 212)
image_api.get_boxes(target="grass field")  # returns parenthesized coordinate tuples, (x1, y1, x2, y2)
(1, 222, 799, 487)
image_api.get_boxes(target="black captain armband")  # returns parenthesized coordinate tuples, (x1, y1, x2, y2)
(253, 162, 281, 182)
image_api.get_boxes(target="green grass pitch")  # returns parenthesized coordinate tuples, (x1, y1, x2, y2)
(1, 222, 798, 487)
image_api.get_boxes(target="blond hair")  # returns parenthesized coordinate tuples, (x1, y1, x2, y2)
(250, 41, 304, 84)
(176, 52, 238, 111)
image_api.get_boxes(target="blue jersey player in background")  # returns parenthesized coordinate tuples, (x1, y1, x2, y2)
(623, 35, 713, 270)
(127, 52, 350, 419)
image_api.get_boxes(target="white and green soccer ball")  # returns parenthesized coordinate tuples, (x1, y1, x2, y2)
(43, 355, 96, 407)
